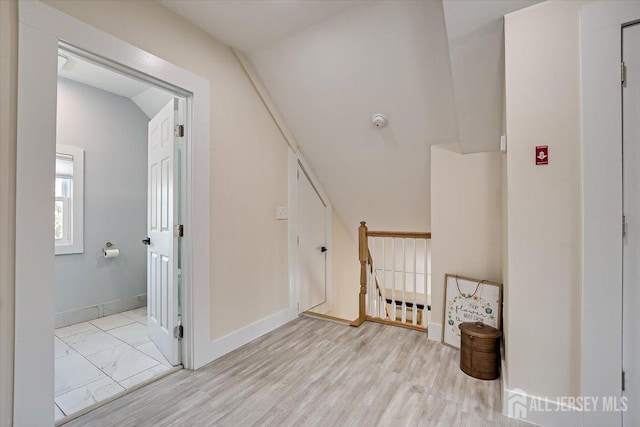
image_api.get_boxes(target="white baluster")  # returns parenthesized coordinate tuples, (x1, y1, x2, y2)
(372, 238, 377, 317)
(367, 244, 371, 316)
(411, 239, 418, 326)
(427, 239, 431, 300)
(391, 238, 396, 321)
(423, 239, 428, 327)
(369, 237, 375, 316)
(378, 237, 387, 319)
(371, 284, 375, 318)
(401, 238, 406, 323)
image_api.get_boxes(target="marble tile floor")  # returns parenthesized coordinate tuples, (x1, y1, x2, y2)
(54, 307, 173, 421)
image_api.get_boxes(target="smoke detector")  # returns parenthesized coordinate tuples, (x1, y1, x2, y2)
(372, 114, 387, 128)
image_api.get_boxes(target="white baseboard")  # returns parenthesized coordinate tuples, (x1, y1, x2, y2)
(201, 308, 296, 364)
(503, 388, 583, 427)
(54, 294, 146, 328)
(501, 345, 508, 414)
(428, 322, 442, 342)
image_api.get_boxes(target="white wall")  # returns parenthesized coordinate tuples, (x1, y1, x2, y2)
(430, 143, 503, 338)
(327, 210, 359, 321)
(55, 78, 148, 318)
(442, 0, 541, 154)
(41, 1, 291, 340)
(504, 0, 588, 403)
(131, 87, 174, 120)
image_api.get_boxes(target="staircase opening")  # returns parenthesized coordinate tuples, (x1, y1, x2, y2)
(351, 221, 431, 332)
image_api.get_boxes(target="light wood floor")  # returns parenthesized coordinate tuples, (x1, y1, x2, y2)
(65, 317, 530, 427)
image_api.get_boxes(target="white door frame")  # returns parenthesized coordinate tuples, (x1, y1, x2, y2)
(581, 2, 640, 427)
(288, 149, 333, 315)
(15, 2, 210, 425)
(621, 22, 640, 426)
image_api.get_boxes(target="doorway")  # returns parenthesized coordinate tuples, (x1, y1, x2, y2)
(297, 162, 328, 313)
(15, 4, 210, 424)
(622, 22, 639, 427)
(53, 48, 183, 420)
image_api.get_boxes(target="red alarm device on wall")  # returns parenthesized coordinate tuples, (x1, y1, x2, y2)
(536, 145, 548, 165)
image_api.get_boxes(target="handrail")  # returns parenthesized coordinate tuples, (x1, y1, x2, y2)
(351, 221, 431, 331)
(366, 231, 431, 239)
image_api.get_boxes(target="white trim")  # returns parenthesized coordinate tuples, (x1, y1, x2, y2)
(54, 144, 83, 255)
(581, 3, 639, 427)
(15, 20, 57, 427)
(288, 149, 333, 315)
(0, 1, 18, 422)
(503, 388, 582, 427)
(54, 293, 146, 329)
(501, 347, 508, 415)
(324, 188, 333, 315)
(288, 149, 300, 314)
(200, 308, 295, 362)
(16, 2, 210, 424)
(427, 322, 442, 342)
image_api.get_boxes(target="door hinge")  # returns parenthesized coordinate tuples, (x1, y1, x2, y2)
(297, 235, 300, 246)
(623, 215, 627, 238)
(621, 62, 626, 84)
(174, 124, 184, 137)
(175, 224, 184, 237)
(622, 370, 626, 391)
(174, 325, 183, 339)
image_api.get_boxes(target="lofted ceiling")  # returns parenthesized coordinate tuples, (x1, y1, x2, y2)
(246, 1, 456, 232)
(159, 0, 378, 53)
(159, 0, 540, 233)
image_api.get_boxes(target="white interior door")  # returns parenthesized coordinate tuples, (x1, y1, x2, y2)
(623, 22, 639, 426)
(298, 165, 327, 313)
(146, 99, 180, 365)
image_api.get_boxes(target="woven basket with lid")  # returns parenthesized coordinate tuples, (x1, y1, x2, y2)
(459, 321, 502, 380)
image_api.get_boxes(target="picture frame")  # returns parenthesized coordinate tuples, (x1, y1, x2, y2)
(441, 274, 503, 350)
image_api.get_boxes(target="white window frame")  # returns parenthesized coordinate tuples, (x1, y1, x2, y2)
(54, 144, 83, 255)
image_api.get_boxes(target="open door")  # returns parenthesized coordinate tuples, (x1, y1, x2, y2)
(145, 99, 180, 366)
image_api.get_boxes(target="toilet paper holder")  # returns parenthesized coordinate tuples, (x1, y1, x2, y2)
(102, 242, 120, 258)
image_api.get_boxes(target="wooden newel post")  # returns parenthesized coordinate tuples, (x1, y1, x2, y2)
(351, 221, 368, 327)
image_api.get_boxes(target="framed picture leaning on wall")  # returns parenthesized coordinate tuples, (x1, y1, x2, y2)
(442, 274, 503, 350)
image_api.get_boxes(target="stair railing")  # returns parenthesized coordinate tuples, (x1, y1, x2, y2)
(351, 221, 431, 332)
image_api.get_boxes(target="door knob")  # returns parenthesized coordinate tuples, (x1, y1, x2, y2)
(142, 237, 151, 246)
(321, 246, 328, 253)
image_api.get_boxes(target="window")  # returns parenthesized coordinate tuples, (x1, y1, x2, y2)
(55, 145, 84, 255)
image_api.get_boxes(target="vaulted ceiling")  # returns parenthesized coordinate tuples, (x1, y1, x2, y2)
(160, 0, 540, 232)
